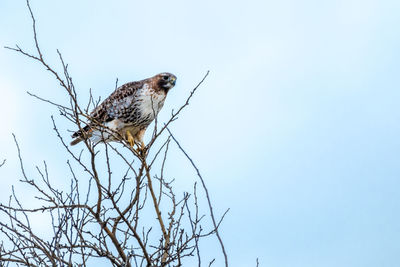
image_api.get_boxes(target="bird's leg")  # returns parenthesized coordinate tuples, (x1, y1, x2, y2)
(126, 131, 135, 148)
(135, 128, 147, 153)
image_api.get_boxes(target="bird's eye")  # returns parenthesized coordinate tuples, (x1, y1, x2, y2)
(162, 76, 169, 81)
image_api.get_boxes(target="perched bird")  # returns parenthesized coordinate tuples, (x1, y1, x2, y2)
(70, 72, 177, 148)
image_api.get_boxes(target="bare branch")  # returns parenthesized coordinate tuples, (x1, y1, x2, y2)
(1, 1, 229, 266)
(167, 127, 229, 267)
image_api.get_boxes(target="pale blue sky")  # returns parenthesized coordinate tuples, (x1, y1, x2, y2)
(1, 0, 400, 266)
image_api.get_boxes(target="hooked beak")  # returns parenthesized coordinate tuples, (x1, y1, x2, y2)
(170, 76, 176, 86)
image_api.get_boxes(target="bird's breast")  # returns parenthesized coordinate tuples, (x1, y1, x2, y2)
(137, 86, 166, 120)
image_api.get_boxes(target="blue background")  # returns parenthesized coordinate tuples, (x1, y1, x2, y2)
(1, 0, 400, 266)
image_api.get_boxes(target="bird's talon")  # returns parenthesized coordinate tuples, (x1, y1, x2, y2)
(134, 141, 147, 156)
(126, 131, 135, 148)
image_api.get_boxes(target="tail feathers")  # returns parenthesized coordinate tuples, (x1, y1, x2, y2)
(70, 125, 92, 146)
(70, 137, 83, 146)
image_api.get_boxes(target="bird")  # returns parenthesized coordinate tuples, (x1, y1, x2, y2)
(70, 72, 177, 148)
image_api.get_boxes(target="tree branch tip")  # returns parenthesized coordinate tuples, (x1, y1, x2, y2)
(3, 10, 228, 264)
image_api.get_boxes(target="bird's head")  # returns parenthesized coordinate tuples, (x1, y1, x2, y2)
(155, 72, 177, 92)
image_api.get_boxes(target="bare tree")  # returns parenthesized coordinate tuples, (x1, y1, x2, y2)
(0, 1, 228, 266)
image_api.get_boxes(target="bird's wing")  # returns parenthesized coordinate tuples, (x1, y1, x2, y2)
(89, 80, 144, 124)
(71, 80, 144, 140)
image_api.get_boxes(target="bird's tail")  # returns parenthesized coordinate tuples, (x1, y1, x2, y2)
(70, 125, 92, 146)
(70, 137, 83, 146)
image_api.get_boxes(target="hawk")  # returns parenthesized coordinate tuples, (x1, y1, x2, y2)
(70, 72, 177, 148)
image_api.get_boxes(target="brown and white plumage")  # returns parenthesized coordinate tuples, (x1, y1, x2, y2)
(70, 72, 176, 146)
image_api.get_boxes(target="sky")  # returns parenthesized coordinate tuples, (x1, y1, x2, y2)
(1, 0, 400, 266)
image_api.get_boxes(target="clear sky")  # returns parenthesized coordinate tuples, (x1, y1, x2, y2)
(1, 0, 400, 266)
